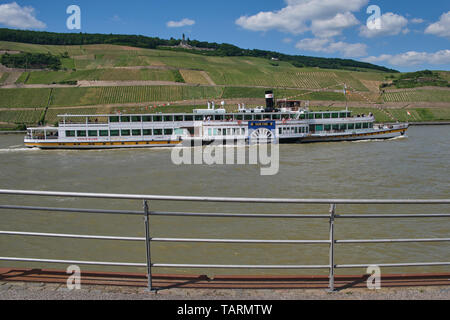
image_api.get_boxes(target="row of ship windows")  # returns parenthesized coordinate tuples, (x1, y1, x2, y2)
(207, 128, 246, 136)
(307, 112, 352, 120)
(206, 127, 309, 136)
(65, 122, 373, 138)
(107, 112, 352, 123)
(279, 127, 308, 134)
(65, 129, 177, 137)
(311, 123, 373, 131)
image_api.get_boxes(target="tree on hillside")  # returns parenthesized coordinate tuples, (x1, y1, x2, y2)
(0, 28, 398, 73)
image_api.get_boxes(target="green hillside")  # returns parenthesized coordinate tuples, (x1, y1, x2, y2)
(382, 70, 449, 89)
(0, 41, 384, 90)
(0, 28, 397, 72)
(0, 40, 449, 129)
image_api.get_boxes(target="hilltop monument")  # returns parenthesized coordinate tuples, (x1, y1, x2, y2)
(170, 34, 214, 51)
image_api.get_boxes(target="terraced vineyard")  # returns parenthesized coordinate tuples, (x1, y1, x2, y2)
(383, 90, 421, 102)
(387, 109, 419, 122)
(2, 86, 340, 109)
(221, 87, 345, 101)
(271, 71, 340, 89)
(0, 72, 9, 84)
(0, 41, 395, 91)
(17, 68, 178, 84)
(0, 72, 8, 84)
(383, 90, 450, 102)
(50, 86, 224, 107)
(0, 88, 51, 108)
(179, 69, 210, 84)
(334, 71, 370, 92)
(209, 67, 347, 89)
(0, 109, 43, 124)
(385, 108, 450, 122)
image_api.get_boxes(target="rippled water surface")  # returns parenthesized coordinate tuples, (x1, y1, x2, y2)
(0, 126, 449, 276)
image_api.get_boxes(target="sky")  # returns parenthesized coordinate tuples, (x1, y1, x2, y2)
(0, 0, 449, 71)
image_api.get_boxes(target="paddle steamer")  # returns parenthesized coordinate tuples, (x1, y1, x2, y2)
(24, 91, 408, 149)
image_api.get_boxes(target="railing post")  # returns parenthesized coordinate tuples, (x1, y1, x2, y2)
(143, 200, 153, 291)
(327, 203, 336, 292)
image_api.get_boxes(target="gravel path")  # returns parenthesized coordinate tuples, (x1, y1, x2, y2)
(1, 281, 449, 300)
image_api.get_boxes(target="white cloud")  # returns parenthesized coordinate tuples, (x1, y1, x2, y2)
(0, 2, 46, 29)
(363, 50, 450, 67)
(425, 11, 450, 38)
(311, 12, 360, 38)
(166, 18, 195, 28)
(282, 37, 293, 43)
(296, 38, 367, 57)
(236, 0, 367, 35)
(359, 12, 408, 38)
(236, 0, 369, 58)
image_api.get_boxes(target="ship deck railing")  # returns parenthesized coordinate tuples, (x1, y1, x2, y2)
(54, 115, 378, 126)
(59, 122, 109, 127)
(26, 136, 59, 140)
(0, 189, 448, 292)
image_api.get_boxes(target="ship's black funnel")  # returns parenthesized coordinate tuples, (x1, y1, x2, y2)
(265, 90, 274, 112)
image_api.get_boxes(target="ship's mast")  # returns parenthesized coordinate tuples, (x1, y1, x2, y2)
(344, 83, 348, 112)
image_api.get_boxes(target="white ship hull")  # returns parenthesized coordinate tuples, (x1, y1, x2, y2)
(24, 107, 409, 149)
(299, 126, 407, 143)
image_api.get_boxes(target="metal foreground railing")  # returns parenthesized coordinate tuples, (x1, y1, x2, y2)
(0, 189, 449, 291)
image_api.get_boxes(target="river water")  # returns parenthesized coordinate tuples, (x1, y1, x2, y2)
(0, 125, 449, 276)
